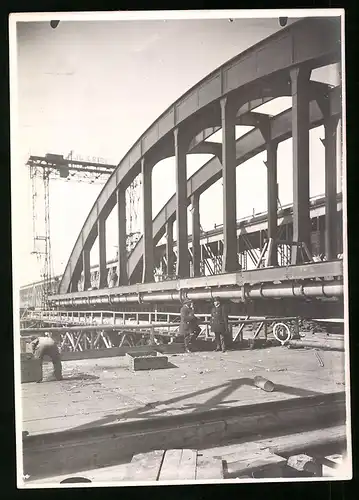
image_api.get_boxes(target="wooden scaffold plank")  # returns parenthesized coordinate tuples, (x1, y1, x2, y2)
(195, 453, 224, 480)
(123, 450, 165, 482)
(158, 449, 182, 481)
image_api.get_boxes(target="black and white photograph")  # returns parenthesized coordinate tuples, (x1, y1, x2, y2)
(10, 9, 351, 487)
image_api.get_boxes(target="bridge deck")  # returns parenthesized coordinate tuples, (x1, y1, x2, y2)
(21, 345, 345, 437)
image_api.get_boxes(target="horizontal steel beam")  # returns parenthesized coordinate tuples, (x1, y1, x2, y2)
(28, 155, 117, 170)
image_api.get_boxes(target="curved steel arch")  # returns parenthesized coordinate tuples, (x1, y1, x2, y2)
(127, 85, 341, 283)
(59, 18, 340, 294)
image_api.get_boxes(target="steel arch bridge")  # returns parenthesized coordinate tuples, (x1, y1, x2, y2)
(48, 17, 343, 310)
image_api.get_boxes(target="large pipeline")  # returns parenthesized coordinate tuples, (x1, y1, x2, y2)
(53, 280, 343, 307)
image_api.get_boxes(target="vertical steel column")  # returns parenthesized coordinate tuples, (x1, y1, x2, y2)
(200, 241, 205, 275)
(220, 97, 238, 273)
(266, 141, 278, 266)
(141, 157, 154, 283)
(98, 216, 107, 288)
(324, 117, 338, 260)
(191, 193, 201, 277)
(83, 248, 91, 290)
(69, 279, 77, 293)
(174, 128, 190, 278)
(290, 67, 311, 264)
(117, 187, 128, 285)
(166, 220, 174, 277)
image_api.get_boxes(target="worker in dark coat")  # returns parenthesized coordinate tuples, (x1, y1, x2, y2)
(179, 299, 200, 352)
(30, 335, 63, 382)
(210, 297, 229, 352)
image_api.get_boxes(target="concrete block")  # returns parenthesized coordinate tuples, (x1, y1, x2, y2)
(129, 354, 169, 371)
(21, 355, 42, 383)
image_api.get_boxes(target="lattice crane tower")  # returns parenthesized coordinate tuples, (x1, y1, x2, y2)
(27, 153, 141, 308)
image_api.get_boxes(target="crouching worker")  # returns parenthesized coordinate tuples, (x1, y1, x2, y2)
(210, 297, 229, 352)
(30, 335, 63, 382)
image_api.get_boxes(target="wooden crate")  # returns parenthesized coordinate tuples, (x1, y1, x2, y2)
(128, 353, 169, 371)
(21, 354, 42, 383)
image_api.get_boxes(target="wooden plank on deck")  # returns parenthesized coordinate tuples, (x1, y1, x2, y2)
(195, 453, 223, 480)
(321, 454, 343, 477)
(177, 449, 197, 481)
(123, 450, 165, 481)
(158, 449, 182, 481)
(202, 424, 346, 463)
(322, 454, 343, 467)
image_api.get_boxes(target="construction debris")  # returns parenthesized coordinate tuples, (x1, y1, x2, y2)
(253, 376, 275, 392)
(315, 350, 324, 367)
(287, 454, 321, 476)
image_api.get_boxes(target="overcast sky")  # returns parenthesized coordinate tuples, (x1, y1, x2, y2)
(12, 13, 341, 286)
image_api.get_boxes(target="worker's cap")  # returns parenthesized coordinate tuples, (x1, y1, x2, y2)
(30, 335, 37, 342)
(213, 296, 221, 302)
(183, 298, 192, 304)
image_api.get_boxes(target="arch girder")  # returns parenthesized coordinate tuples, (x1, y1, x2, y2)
(127, 85, 341, 282)
(58, 18, 340, 294)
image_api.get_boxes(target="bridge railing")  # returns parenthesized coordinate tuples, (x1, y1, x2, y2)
(20, 310, 299, 353)
(22, 308, 249, 327)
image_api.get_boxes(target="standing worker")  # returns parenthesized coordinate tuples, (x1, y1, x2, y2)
(179, 299, 200, 352)
(30, 334, 63, 382)
(210, 297, 229, 352)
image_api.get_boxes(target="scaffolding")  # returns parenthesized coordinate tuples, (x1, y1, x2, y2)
(27, 153, 141, 308)
(29, 162, 53, 308)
